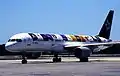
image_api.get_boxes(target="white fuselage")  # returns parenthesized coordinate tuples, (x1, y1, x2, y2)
(5, 33, 110, 53)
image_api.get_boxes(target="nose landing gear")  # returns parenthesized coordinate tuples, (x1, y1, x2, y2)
(21, 53, 27, 64)
(52, 53, 61, 62)
(22, 58, 27, 64)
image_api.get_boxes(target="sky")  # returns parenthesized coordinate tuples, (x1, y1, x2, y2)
(0, 0, 120, 44)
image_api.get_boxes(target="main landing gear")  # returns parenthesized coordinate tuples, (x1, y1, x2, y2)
(52, 53, 61, 62)
(21, 53, 27, 64)
(80, 57, 88, 62)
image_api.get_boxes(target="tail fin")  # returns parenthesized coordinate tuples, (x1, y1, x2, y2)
(98, 10, 114, 39)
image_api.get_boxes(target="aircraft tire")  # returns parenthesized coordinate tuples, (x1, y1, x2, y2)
(53, 58, 57, 62)
(22, 59, 27, 64)
(53, 58, 61, 62)
(58, 58, 61, 62)
(80, 57, 88, 62)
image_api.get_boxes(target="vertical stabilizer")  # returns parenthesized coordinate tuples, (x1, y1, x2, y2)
(98, 10, 114, 39)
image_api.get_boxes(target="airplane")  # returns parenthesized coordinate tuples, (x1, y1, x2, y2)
(5, 10, 120, 64)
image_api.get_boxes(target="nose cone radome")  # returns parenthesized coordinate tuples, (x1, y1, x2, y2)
(5, 42, 16, 51)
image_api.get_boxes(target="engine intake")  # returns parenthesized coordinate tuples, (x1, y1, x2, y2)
(74, 47, 91, 58)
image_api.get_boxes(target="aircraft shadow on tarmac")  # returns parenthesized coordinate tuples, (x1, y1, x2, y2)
(11, 60, 108, 64)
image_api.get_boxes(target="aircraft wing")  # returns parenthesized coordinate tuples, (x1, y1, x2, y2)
(64, 41, 120, 48)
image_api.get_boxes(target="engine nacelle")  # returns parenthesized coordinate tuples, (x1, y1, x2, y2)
(74, 47, 91, 58)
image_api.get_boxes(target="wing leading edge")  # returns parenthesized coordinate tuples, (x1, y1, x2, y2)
(64, 41, 120, 48)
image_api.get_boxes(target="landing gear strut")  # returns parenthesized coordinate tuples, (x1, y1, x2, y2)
(52, 53, 61, 62)
(80, 57, 88, 62)
(21, 53, 27, 64)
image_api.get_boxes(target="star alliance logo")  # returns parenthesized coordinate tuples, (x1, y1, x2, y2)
(105, 20, 110, 30)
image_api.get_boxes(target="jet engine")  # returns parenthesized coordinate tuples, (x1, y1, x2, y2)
(74, 47, 91, 62)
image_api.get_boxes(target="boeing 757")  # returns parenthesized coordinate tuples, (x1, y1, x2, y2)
(5, 10, 120, 64)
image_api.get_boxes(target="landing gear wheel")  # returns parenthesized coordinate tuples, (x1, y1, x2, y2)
(53, 58, 61, 62)
(21, 52, 27, 64)
(53, 53, 62, 62)
(58, 58, 61, 62)
(53, 58, 57, 62)
(80, 57, 88, 62)
(22, 59, 27, 64)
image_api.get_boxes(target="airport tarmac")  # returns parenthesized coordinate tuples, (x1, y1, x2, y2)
(0, 57, 120, 76)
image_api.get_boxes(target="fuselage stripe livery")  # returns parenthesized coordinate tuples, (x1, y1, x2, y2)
(26, 33, 108, 42)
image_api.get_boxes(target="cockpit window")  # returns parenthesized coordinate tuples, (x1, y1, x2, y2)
(16, 39, 22, 42)
(8, 39, 22, 42)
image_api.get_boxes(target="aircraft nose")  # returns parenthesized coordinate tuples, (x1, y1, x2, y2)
(5, 42, 16, 51)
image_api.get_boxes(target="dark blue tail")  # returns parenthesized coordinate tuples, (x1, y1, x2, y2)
(98, 10, 114, 39)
